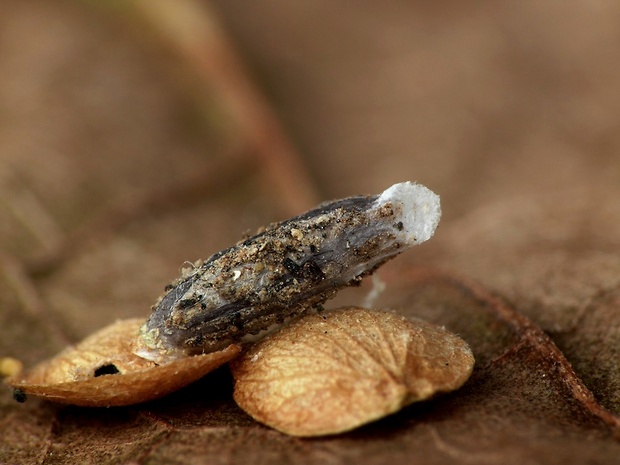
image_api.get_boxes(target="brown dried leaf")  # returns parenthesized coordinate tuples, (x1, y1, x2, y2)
(3, 1, 620, 463)
(7, 319, 240, 407)
(231, 307, 474, 436)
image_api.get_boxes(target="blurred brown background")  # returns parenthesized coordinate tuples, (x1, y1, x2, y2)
(215, 1, 620, 205)
(2, 1, 620, 463)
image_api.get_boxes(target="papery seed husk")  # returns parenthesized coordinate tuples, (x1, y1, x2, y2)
(7, 319, 240, 407)
(231, 307, 474, 437)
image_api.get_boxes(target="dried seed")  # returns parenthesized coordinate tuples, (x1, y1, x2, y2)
(136, 182, 441, 363)
(7, 319, 240, 407)
(231, 307, 474, 437)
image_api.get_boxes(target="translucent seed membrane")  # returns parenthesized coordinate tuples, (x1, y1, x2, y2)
(136, 182, 441, 363)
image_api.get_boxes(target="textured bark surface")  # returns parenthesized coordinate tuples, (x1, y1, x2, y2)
(2, 1, 620, 463)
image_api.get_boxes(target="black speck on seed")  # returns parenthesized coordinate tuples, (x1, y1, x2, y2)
(301, 259, 325, 282)
(178, 298, 198, 309)
(13, 388, 27, 403)
(396, 221, 404, 231)
(282, 257, 301, 275)
(94, 364, 120, 377)
(164, 284, 174, 291)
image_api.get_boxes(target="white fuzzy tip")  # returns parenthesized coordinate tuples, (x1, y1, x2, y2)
(375, 181, 441, 245)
